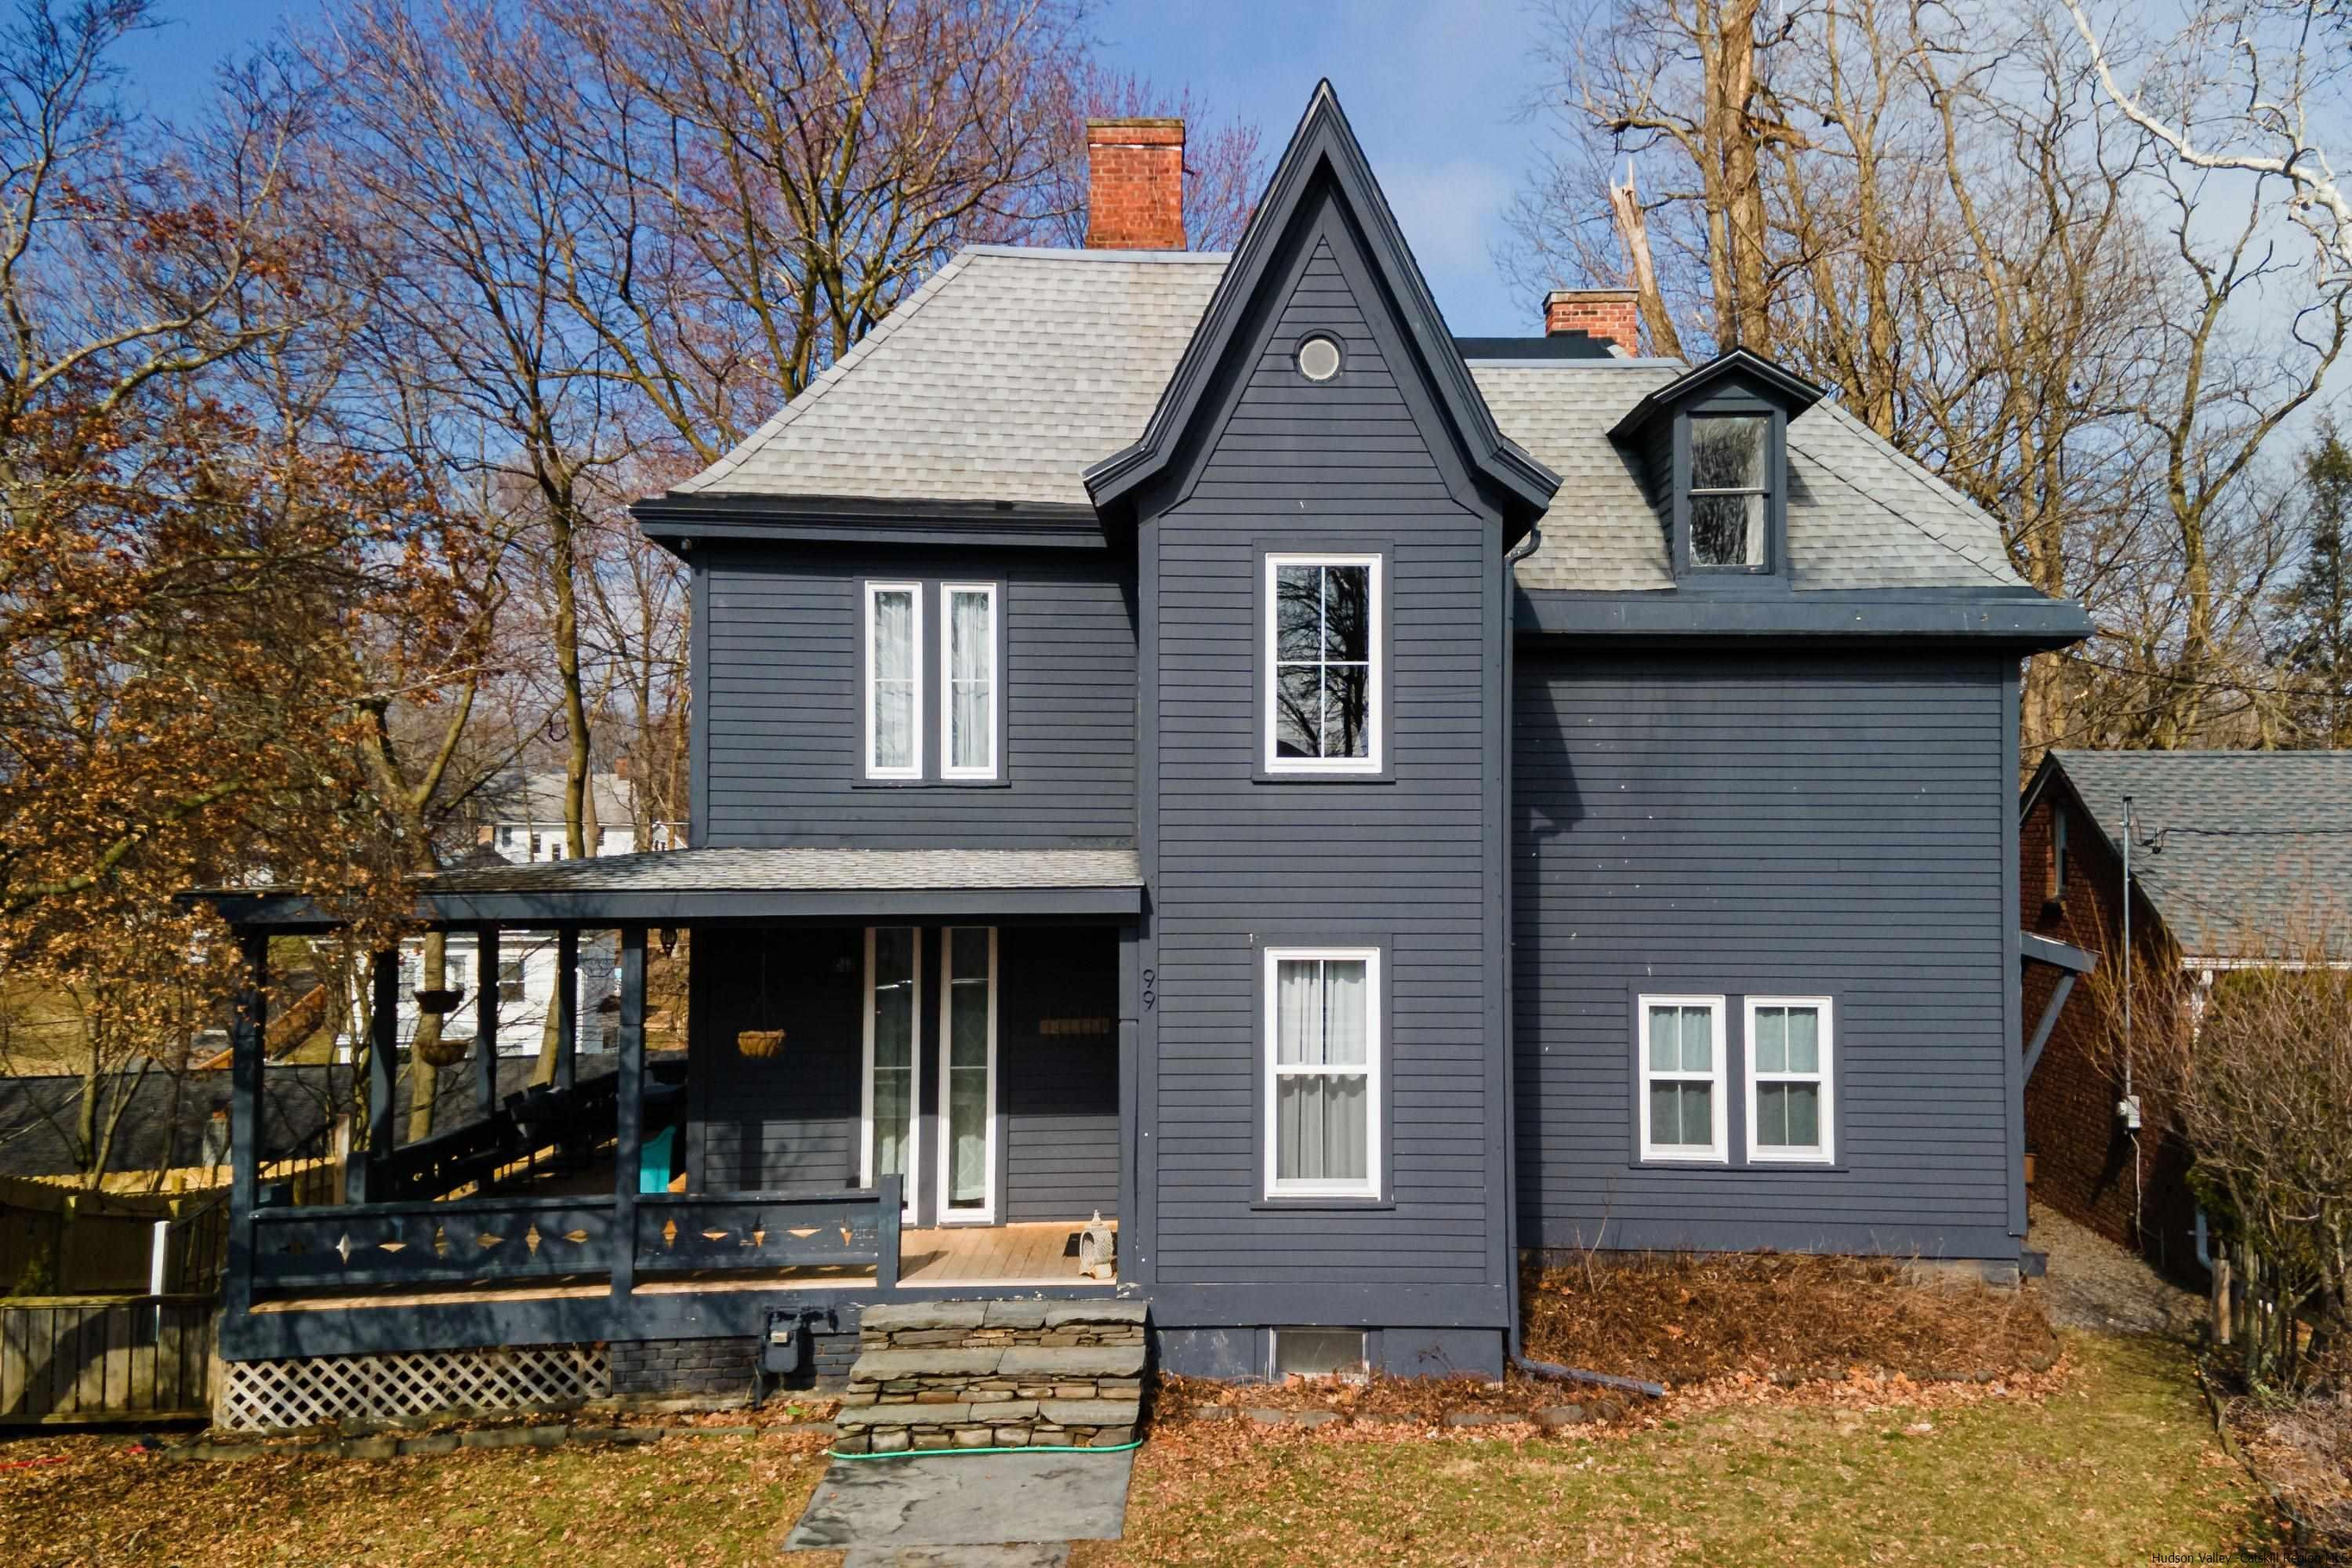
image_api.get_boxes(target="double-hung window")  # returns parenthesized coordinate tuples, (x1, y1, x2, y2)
(1687, 416, 1768, 568)
(941, 584, 998, 780)
(1745, 997, 1833, 1163)
(864, 583, 923, 779)
(1638, 996, 1726, 1162)
(1266, 554, 1381, 772)
(1264, 948, 1381, 1198)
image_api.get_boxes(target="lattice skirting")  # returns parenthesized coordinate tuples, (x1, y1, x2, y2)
(215, 1344, 610, 1432)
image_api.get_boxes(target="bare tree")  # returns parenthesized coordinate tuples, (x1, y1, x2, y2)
(2066, 0, 2352, 279)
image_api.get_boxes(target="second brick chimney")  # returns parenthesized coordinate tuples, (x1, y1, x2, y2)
(1085, 118, 1185, 250)
(1544, 288, 1641, 356)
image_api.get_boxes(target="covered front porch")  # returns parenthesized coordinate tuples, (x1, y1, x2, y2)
(200, 848, 1144, 1363)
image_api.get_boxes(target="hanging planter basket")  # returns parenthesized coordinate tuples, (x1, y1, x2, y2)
(735, 1029, 786, 1060)
(415, 1031, 470, 1069)
(413, 987, 465, 1016)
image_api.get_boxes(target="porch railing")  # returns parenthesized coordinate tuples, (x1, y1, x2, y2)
(245, 1176, 900, 1294)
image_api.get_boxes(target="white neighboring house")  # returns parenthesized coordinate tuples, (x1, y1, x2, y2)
(344, 772, 679, 1063)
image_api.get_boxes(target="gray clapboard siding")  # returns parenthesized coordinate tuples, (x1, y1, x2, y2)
(1141, 205, 1508, 1308)
(699, 546, 1135, 848)
(1512, 648, 2019, 1258)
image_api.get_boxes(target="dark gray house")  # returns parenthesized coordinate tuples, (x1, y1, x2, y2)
(194, 85, 2088, 1416)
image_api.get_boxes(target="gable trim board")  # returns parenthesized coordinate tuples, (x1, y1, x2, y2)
(1084, 82, 1559, 529)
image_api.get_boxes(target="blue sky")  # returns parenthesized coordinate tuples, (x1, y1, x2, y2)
(114, 0, 1559, 335)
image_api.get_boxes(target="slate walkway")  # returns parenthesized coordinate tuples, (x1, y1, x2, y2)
(786, 1448, 1135, 1567)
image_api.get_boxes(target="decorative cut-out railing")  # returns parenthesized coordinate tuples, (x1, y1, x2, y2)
(633, 1179, 899, 1287)
(249, 1195, 619, 1290)
(245, 1175, 900, 1294)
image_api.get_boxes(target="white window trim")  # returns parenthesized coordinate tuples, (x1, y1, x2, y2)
(935, 926, 999, 1225)
(859, 926, 921, 1218)
(1263, 553, 1383, 775)
(938, 583, 999, 781)
(1636, 994, 1728, 1163)
(1743, 995, 1835, 1164)
(862, 581, 924, 780)
(1261, 946, 1383, 1200)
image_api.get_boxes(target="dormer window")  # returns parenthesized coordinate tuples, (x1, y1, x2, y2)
(1689, 416, 1768, 569)
(1608, 348, 1824, 587)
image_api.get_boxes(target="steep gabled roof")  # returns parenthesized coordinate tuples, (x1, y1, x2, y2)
(1083, 80, 1559, 526)
(655, 248, 1227, 509)
(2032, 750, 2352, 960)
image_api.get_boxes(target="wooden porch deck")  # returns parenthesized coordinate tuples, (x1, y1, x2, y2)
(897, 1221, 1116, 1288)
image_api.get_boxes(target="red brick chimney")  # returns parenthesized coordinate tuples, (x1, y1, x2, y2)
(1085, 118, 1185, 250)
(1544, 288, 1642, 355)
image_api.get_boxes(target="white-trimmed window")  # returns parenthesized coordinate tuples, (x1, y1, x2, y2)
(1264, 947, 1381, 1198)
(1638, 996, 1726, 1162)
(863, 583, 922, 779)
(1745, 996, 1833, 1163)
(941, 583, 998, 779)
(1265, 554, 1381, 772)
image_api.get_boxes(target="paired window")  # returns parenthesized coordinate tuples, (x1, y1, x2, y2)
(1637, 994, 1834, 1164)
(1264, 947, 1381, 1198)
(862, 581, 998, 782)
(1638, 996, 1726, 1161)
(1687, 415, 1768, 568)
(1745, 998, 1833, 1163)
(1265, 554, 1381, 773)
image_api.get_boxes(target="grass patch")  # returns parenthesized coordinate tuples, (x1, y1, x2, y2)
(1522, 1253, 2059, 1385)
(1085, 1335, 2281, 1566)
(0, 1428, 835, 1567)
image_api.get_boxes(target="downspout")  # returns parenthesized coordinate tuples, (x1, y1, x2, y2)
(1501, 524, 1537, 1372)
(1495, 525, 1658, 1402)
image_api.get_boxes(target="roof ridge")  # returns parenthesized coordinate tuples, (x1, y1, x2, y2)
(1792, 402, 2017, 586)
(958, 244, 1233, 263)
(676, 249, 981, 494)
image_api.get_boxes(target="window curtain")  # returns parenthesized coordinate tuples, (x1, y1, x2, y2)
(1274, 958, 1369, 1184)
(949, 591, 993, 771)
(872, 590, 915, 768)
(946, 928, 989, 1207)
(871, 927, 915, 1180)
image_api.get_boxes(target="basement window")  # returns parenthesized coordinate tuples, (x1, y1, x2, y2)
(1272, 1327, 1367, 1381)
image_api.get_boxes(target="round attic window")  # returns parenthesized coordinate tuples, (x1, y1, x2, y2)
(1296, 335, 1343, 383)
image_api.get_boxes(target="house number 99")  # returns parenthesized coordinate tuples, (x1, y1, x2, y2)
(1141, 969, 1156, 1011)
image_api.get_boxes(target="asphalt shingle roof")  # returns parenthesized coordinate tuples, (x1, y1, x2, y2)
(662, 245, 2027, 593)
(412, 847, 1144, 896)
(2046, 750, 2352, 959)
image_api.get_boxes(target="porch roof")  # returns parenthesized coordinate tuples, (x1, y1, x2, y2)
(198, 847, 1145, 929)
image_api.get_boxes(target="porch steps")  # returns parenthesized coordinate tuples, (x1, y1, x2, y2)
(833, 1300, 1149, 1454)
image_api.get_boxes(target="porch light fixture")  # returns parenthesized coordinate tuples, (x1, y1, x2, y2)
(657, 927, 679, 958)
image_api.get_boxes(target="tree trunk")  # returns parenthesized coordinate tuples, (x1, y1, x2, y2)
(1609, 166, 1683, 359)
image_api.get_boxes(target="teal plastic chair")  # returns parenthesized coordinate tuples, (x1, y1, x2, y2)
(640, 1125, 676, 1193)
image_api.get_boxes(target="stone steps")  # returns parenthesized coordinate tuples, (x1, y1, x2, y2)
(833, 1299, 1149, 1454)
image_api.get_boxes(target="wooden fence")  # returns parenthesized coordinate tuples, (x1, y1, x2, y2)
(0, 1295, 216, 1424)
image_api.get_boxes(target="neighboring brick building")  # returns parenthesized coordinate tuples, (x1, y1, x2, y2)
(2020, 750, 2352, 1282)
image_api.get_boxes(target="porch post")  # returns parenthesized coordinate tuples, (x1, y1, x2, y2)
(876, 1172, 901, 1292)
(474, 926, 500, 1121)
(1118, 921, 1149, 1286)
(554, 927, 579, 1091)
(354, 949, 398, 1204)
(226, 930, 267, 1316)
(610, 925, 646, 1306)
